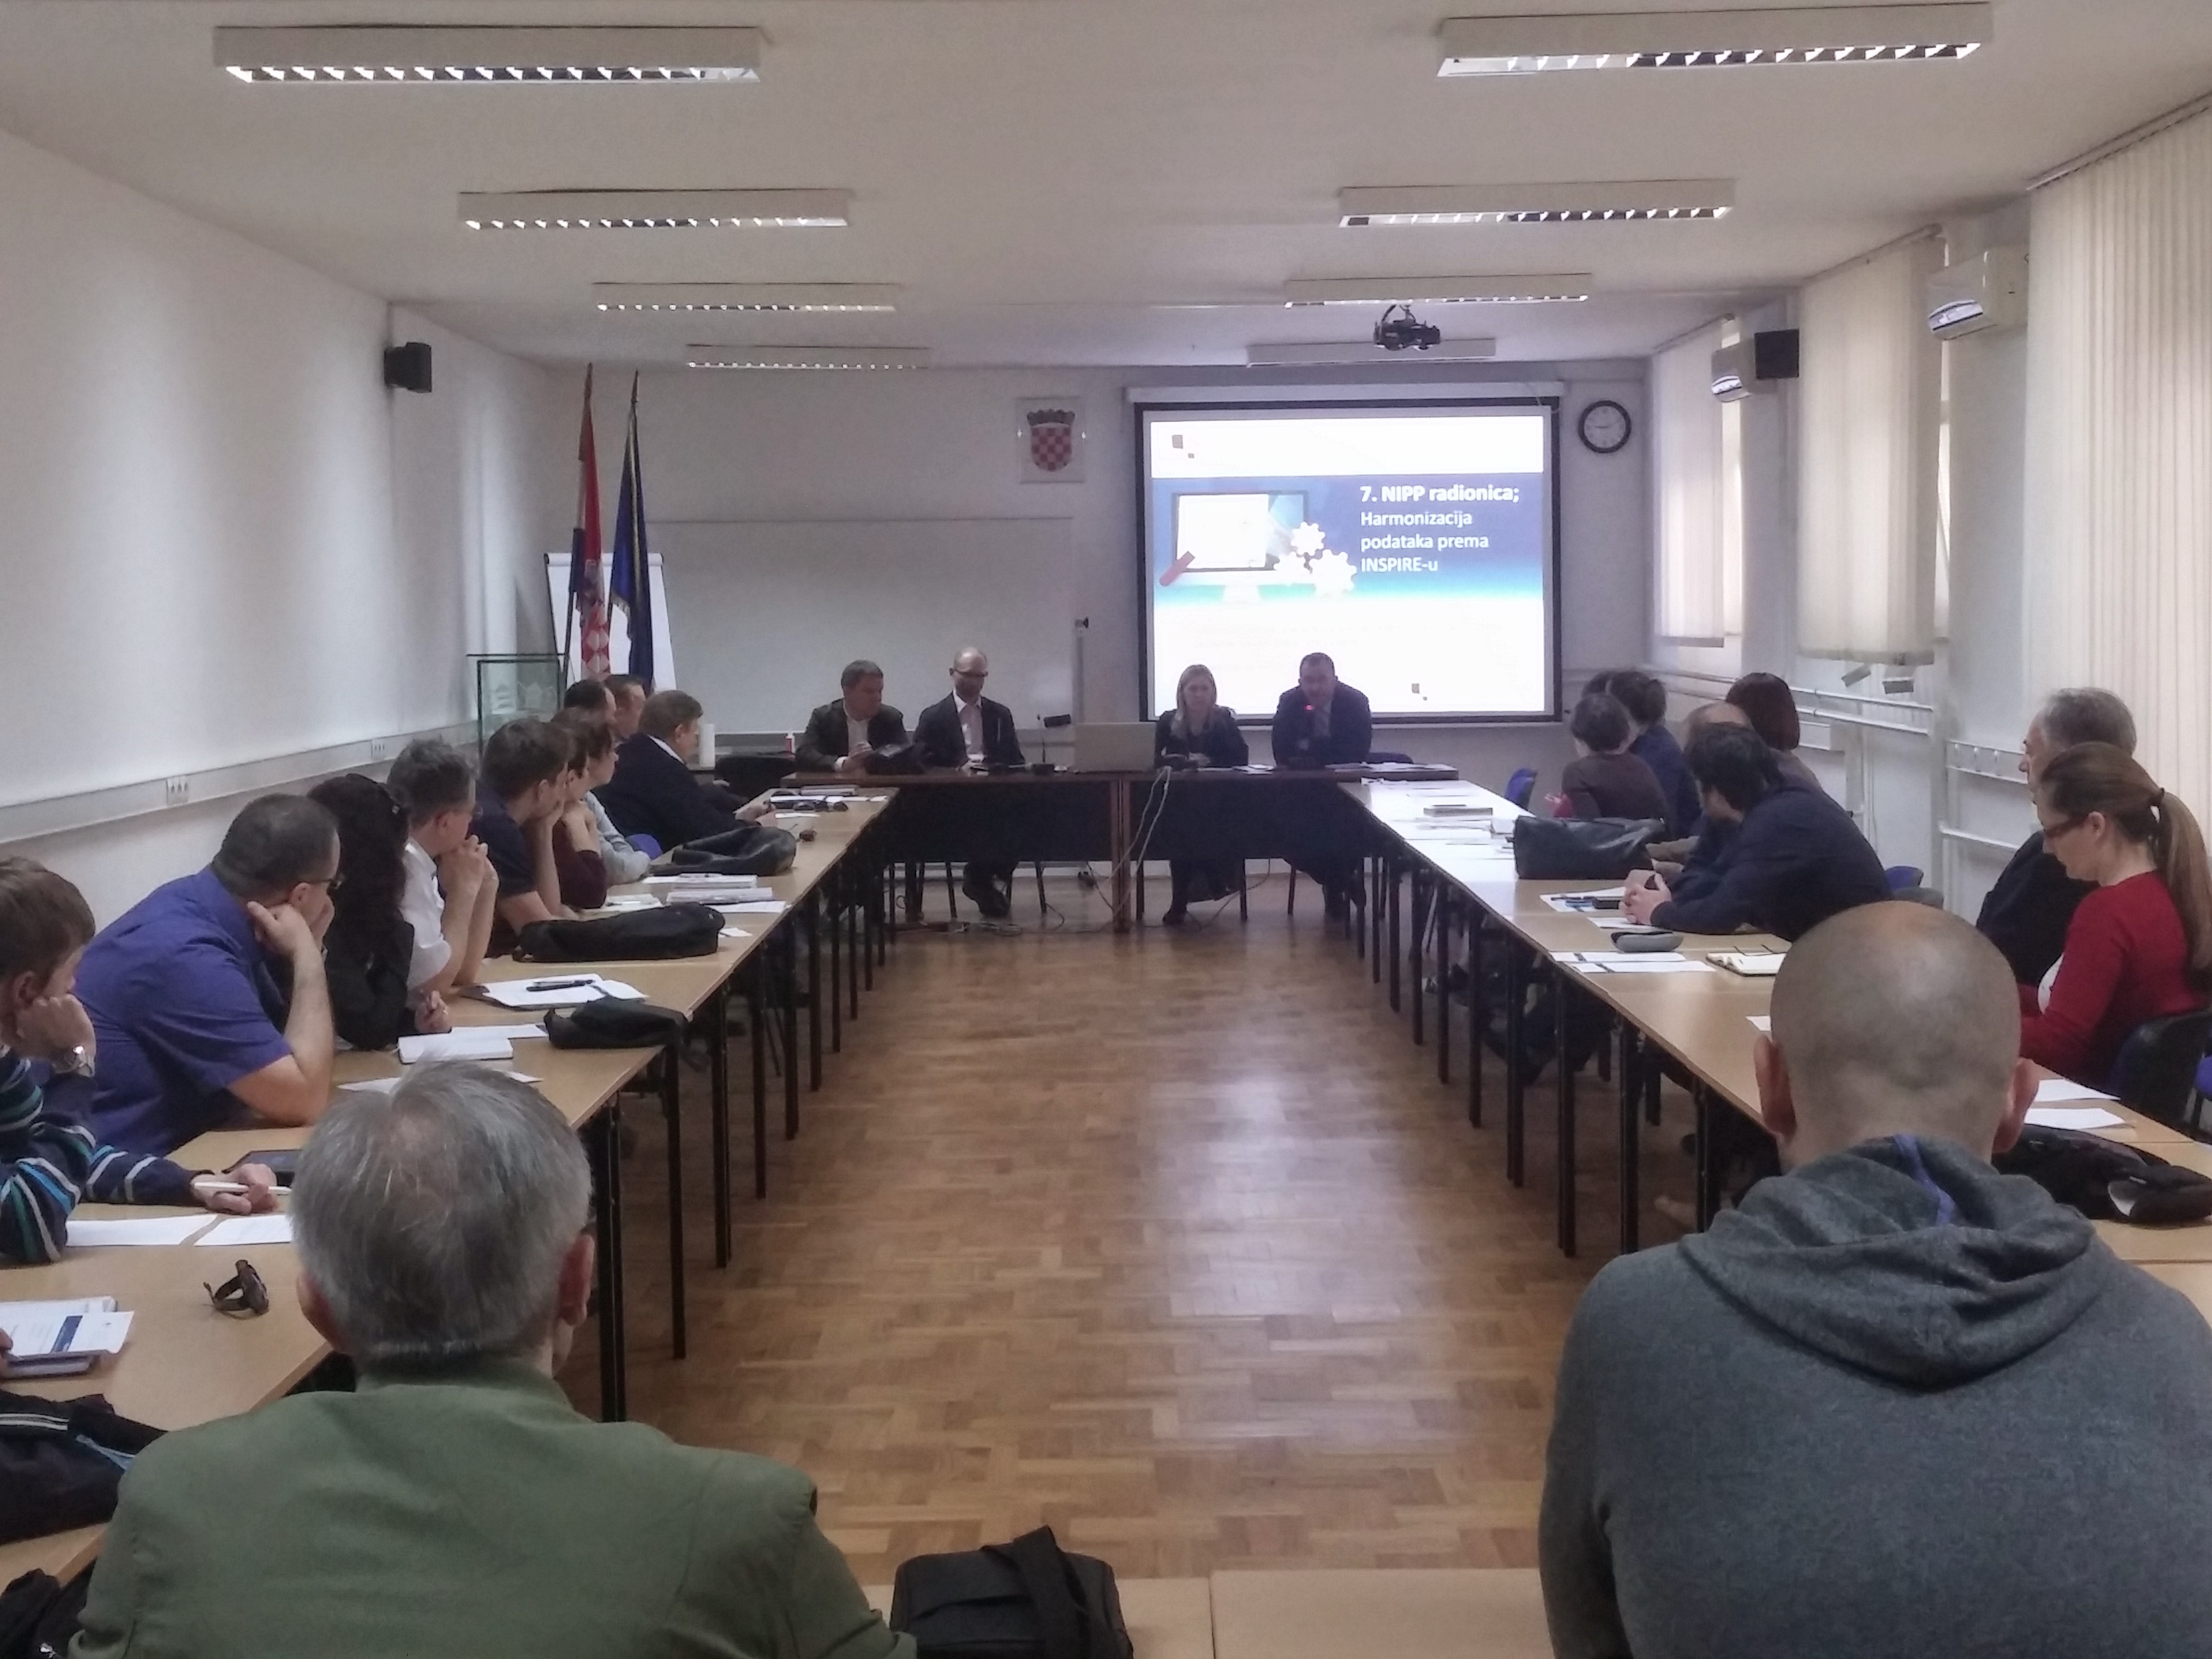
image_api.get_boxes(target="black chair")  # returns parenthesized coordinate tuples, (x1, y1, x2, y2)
(2112, 1010, 2212, 1133)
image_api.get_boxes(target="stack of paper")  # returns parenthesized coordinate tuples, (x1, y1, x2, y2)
(66, 1214, 215, 1248)
(2024, 1077, 2127, 1130)
(1421, 802, 1493, 818)
(1711, 952, 1786, 977)
(1552, 951, 1712, 976)
(0, 1299, 133, 1376)
(468, 976, 643, 1011)
(398, 1029, 515, 1064)
(195, 1214, 294, 1247)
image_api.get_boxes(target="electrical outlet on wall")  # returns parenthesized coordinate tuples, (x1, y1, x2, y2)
(369, 737, 390, 761)
(163, 777, 190, 806)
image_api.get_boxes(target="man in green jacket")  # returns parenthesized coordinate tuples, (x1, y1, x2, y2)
(72, 1064, 910, 1659)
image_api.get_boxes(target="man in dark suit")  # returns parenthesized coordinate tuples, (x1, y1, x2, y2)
(915, 648, 1026, 918)
(598, 690, 777, 853)
(1270, 652, 1373, 918)
(795, 660, 908, 775)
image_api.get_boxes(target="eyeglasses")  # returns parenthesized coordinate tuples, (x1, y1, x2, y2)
(304, 874, 345, 898)
(205, 1259, 269, 1318)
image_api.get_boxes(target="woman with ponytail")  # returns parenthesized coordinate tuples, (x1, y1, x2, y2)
(2021, 743, 2212, 1087)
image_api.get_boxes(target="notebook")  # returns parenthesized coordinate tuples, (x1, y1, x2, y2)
(0, 1299, 133, 1376)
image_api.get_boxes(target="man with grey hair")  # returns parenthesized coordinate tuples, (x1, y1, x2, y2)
(797, 659, 907, 775)
(1540, 903, 2212, 1659)
(73, 1066, 911, 1659)
(1976, 686, 2138, 985)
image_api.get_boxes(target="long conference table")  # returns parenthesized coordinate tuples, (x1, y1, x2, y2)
(0, 794, 902, 1588)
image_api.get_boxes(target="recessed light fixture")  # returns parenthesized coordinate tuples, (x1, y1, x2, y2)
(686, 347, 930, 370)
(460, 190, 849, 230)
(216, 26, 762, 83)
(1246, 339, 1498, 365)
(1437, 4, 1990, 76)
(594, 283, 898, 313)
(1338, 182, 1732, 225)
(1284, 275, 1591, 305)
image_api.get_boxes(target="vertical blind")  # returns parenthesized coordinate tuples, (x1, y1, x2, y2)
(1652, 322, 1727, 643)
(1796, 235, 1943, 663)
(2027, 104, 2212, 815)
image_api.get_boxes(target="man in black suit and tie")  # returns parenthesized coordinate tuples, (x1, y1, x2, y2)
(598, 690, 778, 853)
(1270, 652, 1373, 919)
(915, 648, 1026, 919)
(795, 661, 909, 776)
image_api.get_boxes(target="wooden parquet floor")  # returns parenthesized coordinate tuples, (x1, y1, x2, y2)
(560, 875, 1699, 1581)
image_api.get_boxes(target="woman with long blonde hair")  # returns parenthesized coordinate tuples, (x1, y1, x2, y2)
(1152, 664, 1249, 924)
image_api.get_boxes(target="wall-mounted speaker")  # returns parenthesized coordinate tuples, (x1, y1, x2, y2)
(383, 341, 433, 394)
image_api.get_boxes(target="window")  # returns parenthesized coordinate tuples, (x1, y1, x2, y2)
(1652, 322, 1729, 642)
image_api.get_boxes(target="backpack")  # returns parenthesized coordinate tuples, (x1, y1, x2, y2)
(1511, 816, 1664, 881)
(0, 1389, 163, 1546)
(0, 1570, 88, 1659)
(1995, 1126, 2212, 1226)
(890, 1527, 1132, 1659)
(514, 904, 723, 963)
(543, 1000, 691, 1051)
(665, 825, 799, 877)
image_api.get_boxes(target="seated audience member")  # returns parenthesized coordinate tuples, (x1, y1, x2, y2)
(1622, 724, 1888, 939)
(1549, 693, 1671, 823)
(1978, 688, 2136, 987)
(541, 720, 607, 912)
(797, 660, 908, 776)
(2018, 743, 2211, 1090)
(1725, 672, 1823, 793)
(308, 775, 450, 1051)
(1271, 652, 1373, 919)
(551, 709, 651, 886)
(71, 1065, 911, 1659)
(386, 740, 495, 1000)
(1647, 701, 1753, 883)
(1608, 669, 1698, 835)
(470, 719, 572, 954)
(1541, 903, 2212, 1659)
(0, 860, 276, 1263)
(1580, 670, 1618, 698)
(915, 648, 1025, 917)
(559, 678, 615, 719)
(605, 673, 647, 741)
(599, 691, 779, 853)
(70, 795, 337, 1155)
(1154, 664, 1250, 925)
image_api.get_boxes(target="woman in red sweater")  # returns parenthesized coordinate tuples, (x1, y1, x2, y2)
(2021, 743, 2212, 1088)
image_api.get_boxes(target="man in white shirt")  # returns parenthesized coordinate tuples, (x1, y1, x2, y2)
(795, 662, 909, 776)
(914, 648, 1026, 918)
(385, 740, 496, 996)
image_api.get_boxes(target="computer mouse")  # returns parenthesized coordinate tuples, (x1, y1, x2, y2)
(797, 827, 817, 842)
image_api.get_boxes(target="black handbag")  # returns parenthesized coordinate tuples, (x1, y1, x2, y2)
(514, 904, 723, 963)
(0, 1569, 88, 1659)
(542, 1000, 690, 1050)
(1512, 816, 1664, 881)
(890, 1527, 1132, 1659)
(665, 825, 798, 877)
(1995, 1126, 2212, 1226)
(0, 1390, 162, 1548)
(864, 744, 927, 777)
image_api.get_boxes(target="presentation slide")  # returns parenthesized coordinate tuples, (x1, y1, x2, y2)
(1138, 401, 1557, 723)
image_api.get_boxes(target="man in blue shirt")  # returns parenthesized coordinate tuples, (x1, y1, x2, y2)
(1623, 724, 1889, 941)
(67, 795, 338, 1156)
(468, 718, 571, 956)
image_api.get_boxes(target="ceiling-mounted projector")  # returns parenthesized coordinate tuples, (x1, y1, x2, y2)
(1711, 329, 1799, 401)
(1927, 246, 2027, 338)
(1373, 303, 1445, 351)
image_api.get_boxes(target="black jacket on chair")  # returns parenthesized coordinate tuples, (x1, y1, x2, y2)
(794, 701, 909, 773)
(1271, 683, 1373, 768)
(597, 734, 736, 849)
(914, 694, 1024, 769)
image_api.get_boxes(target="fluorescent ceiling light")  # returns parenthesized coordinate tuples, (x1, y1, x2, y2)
(686, 347, 930, 370)
(1338, 181, 1732, 225)
(595, 283, 898, 313)
(460, 190, 849, 230)
(1438, 5, 1990, 75)
(1247, 340, 1498, 365)
(1284, 275, 1590, 305)
(216, 26, 761, 83)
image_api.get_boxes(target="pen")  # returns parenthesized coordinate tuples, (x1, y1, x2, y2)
(523, 977, 595, 992)
(194, 1181, 252, 1195)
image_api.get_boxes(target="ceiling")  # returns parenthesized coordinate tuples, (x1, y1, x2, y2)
(1, 0, 2208, 368)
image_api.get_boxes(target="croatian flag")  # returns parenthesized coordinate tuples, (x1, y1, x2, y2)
(609, 373, 653, 688)
(567, 366, 611, 679)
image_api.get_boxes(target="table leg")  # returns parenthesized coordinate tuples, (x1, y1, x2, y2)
(1355, 857, 1367, 962)
(661, 1041, 687, 1358)
(1694, 1087, 1717, 1229)
(1467, 911, 1485, 1128)
(904, 860, 922, 924)
(750, 958, 769, 1200)
(807, 889, 823, 1092)
(1436, 885, 1451, 1085)
(1505, 937, 1526, 1188)
(1388, 859, 1402, 1013)
(1410, 869, 1426, 1047)
(846, 883, 860, 1020)
(1109, 778, 1133, 933)
(1556, 963, 1578, 1258)
(828, 881, 843, 1055)
(710, 990, 731, 1269)
(1618, 1021, 1641, 1256)
(784, 927, 802, 1141)
(586, 1109, 626, 1422)
(1371, 854, 1385, 984)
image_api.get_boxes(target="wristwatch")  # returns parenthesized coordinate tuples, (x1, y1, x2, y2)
(49, 1045, 94, 1080)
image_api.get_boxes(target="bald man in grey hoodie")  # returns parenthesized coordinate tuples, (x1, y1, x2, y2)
(1540, 902, 2212, 1659)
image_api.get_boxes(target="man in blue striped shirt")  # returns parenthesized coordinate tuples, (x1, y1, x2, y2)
(0, 859, 277, 1264)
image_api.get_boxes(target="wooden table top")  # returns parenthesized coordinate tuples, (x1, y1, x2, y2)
(788, 765, 1458, 786)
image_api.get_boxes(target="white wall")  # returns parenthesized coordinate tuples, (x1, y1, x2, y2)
(0, 125, 565, 923)
(588, 359, 1649, 797)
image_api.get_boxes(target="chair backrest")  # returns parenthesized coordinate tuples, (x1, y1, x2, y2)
(1892, 886, 1945, 909)
(1884, 865, 1925, 892)
(2112, 1010, 2212, 1126)
(1365, 749, 1414, 765)
(1504, 767, 1537, 809)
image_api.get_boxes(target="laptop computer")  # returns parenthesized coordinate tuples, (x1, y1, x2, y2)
(1069, 723, 1159, 772)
